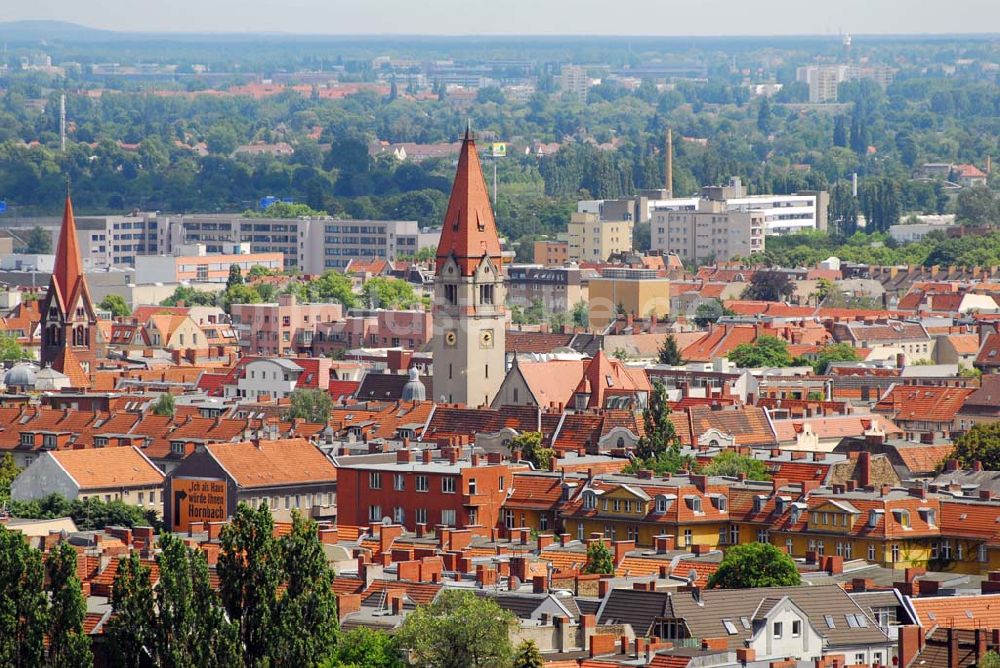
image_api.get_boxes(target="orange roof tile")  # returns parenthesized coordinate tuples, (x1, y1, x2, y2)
(49, 446, 164, 490)
(205, 438, 337, 488)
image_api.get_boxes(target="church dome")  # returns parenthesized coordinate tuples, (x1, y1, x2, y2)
(4, 362, 38, 388)
(401, 367, 426, 402)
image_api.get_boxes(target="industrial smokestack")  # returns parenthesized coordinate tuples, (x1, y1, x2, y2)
(851, 172, 858, 198)
(665, 128, 673, 197)
(987, 156, 992, 175)
(60, 94, 66, 153)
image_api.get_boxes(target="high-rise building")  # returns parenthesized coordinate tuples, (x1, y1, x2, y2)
(652, 199, 766, 264)
(38, 195, 97, 387)
(557, 65, 591, 101)
(795, 65, 848, 103)
(432, 129, 506, 407)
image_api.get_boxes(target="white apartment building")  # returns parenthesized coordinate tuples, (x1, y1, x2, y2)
(165, 215, 441, 273)
(652, 199, 766, 264)
(796, 65, 849, 103)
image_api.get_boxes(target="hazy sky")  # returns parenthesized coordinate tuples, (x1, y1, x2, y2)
(1, 0, 998, 36)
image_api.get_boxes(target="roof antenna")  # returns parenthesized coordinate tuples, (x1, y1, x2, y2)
(465, 117, 472, 141)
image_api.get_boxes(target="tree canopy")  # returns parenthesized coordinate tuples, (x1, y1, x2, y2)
(728, 336, 792, 368)
(286, 388, 334, 423)
(707, 542, 801, 589)
(702, 450, 771, 481)
(952, 423, 1000, 471)
(395, 590, 515, 668)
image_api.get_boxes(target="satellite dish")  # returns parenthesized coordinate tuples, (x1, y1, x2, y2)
(688, 570, 698, 584)
(382, 516, 393, 526)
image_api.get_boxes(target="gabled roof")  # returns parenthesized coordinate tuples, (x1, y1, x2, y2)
(205, 438, 337, 488)
(49, 446, 164, 490)
(873, 385, 974, 424)
(434, 130, 503, 276)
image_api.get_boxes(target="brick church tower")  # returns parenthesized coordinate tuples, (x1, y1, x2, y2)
(431, 128, 506, 407)
(38, 194, 97, 387)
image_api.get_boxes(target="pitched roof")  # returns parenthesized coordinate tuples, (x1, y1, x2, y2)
(49, 446, 164, 490)
(435, 131, 503, 276)
(910, 594, 1000, 630)
(874, 385, 975, 424)
(52, 194, 85, 311)
(205, 438, 337, 488)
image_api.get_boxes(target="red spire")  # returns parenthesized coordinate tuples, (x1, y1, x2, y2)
(52, 193, 84, 307)
(435, 131, 503, 275)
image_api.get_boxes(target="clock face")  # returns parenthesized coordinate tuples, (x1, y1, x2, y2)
(479, 329, 494, 349)
(445, 330, 458, 347)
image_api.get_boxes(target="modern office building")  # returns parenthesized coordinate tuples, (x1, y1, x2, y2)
(567, 212, 634, 262)
(133, 245, 283, 284)
(75, 212, 166, 267)
(165, 215, 440, 273)
(649, 178, 827, 256)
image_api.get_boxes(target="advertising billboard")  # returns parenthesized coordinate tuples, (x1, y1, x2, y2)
(171, 477, 228, 531)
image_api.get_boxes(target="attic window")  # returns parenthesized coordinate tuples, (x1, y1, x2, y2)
(824, 615, 836, 629)
(605, 375, 613, 387)
(754, 496, 766, 513)
(655, 495, 668, 513)
(722, 619, 739, 635)
(687, 496, 702, 513)
(583, 491, 597, 510)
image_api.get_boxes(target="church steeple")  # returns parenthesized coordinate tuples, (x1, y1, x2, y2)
(38, 193, 97, 388)
(51, 193, 85, 310)
(431, 127, 506, 408)
(435, 131, 503, 276)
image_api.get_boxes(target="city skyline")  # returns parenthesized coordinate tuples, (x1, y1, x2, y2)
(2, 0, 999, 37)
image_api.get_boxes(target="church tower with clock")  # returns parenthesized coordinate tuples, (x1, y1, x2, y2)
(431, 127, 506, 407)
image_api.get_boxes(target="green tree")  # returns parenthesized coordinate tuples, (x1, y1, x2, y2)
(571, 300, 589, 329)
(811, 342, 860, 374)
(582, 540, 615, 575)
(326, 627, 403, 668)
(0, 453, 20, 505)
(980, 651, 1000, 668)
(0, 524, 46, 667)
(160, 286, 218, 307)
(956, 185, 998, 226)
(693, 299, 734, 328)
(395, 590, 516, 668)
(635, 379, 680, 461)
(295, 271, 358, 308)
(223, 284, 262, 312)
(25, 226, 52, 254)
(361, 277, 419, 309)
(45, 542, 93, 668)
(702, 451, 771, 481)
(611, 347, 629, 361)
(657, 335, 684, 365)
(273, 512, 339, 666)
(510, 431, 554, 471)
(154, 532, 242, 668)
(152, 392, 176, 417)
(707, 543, 801, 589)
(744, 270, 794, 302)
(728, 336, 792, 368)
(218, 503, 281, 668)
(107, 553, 157, 668)
(512, 639, 545, 668)
(227, 264, 245, 288)
(99, 294, 131, 318)
(286, 388, 334, 423)
(0, 333, 29, 362)
(952, 423, 1000, 470)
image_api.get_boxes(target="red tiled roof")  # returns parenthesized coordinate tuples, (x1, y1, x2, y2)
(911, 594, 1000, 630)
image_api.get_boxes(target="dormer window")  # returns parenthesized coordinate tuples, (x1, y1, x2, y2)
(583, 491, 597, 510)
(754, 495, 766, 513)
(171, 442, 185, 455)
(714, 495, 728, 512)
(687, 496, 702, 513)
(894, 509, 911, 529)
(655, 495, 669, 513)
(868, 509, 883, 528)
(94, 437, 108, 448)
(20, 433, 32, 447)
(43, 434, 57, 448)
(919, 507, 937, 527)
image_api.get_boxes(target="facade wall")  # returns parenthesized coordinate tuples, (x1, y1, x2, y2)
(230, 295, 344, 355)
(567, 213, 633, 262)
(336, 461, 508, 531)
(533, 240, 569, 266)
(10, 453, 80, 501)
(134, 252, 283, 284)
(588, 277, 670, 329)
